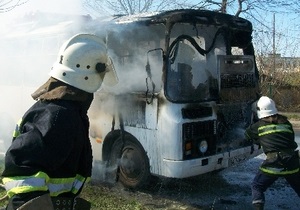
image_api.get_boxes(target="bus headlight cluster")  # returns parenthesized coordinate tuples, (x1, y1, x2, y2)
(199, 140, 208, 154)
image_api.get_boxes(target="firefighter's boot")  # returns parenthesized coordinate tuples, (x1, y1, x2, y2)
(253, 203, 264, 210)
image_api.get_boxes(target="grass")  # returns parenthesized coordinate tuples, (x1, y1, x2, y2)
(0, 157, 149, 210)
(0, 158, 8, 208)
(80, 183, 149, 210)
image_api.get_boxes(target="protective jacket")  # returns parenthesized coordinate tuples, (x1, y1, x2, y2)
(245, 114, 299, 175)
(2, 78, 93, 209)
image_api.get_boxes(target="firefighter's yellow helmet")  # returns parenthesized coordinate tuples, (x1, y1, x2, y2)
(49, 33, 117, 93)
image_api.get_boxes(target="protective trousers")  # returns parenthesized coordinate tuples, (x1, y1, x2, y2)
(251, 170, 300, 205)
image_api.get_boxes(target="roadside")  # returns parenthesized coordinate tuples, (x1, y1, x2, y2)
(280, 112, 300, 129)
(291, 121, 300, 130)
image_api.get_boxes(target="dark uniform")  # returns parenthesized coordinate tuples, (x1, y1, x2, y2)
(1, 33, 116, 210)
(2, 78, 93, 210)
(245, 114, 300, 209)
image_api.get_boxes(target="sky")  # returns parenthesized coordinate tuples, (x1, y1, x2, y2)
(0, 0, 91, 148)
(0, 0, 87, 20)
(1, 0, 298, 57)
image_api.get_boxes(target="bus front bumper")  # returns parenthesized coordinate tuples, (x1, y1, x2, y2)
(161, 145, 262, 178)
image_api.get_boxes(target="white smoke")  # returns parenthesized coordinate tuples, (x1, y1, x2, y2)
(0, 0, 92, 154)
(0, 4, 163, 188)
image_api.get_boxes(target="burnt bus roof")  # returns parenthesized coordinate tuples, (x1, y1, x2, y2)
(113, 9, 252, 32)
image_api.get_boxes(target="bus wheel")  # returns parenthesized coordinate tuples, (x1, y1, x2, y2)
(110, 136, 150, 189)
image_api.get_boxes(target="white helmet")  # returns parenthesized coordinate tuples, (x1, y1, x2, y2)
(256, 96, 278, 119)
(49, 33, 117, 93)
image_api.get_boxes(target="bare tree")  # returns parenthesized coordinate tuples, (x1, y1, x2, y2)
(170, 0, 248, 17)
(82, 0, 300, 18)
(0, 0, 28, 13)
(82, 0, 300, 56)
(83, 0, 178, 16)
(82, 0, 300, 57)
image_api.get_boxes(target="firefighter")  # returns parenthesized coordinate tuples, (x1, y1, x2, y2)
(245, 96, 300, 210)
(1, 33, 117, 210)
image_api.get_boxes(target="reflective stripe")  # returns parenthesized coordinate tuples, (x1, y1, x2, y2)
(3, 172, 89, 198)
(258, 124, 293, 136)
(12, 118, 22, 138)
(71, 175, 86, 194)
(2, 172, 49, 198)
(260, 166, 299, 175)
(48, 178, 74, 196)
(4, 177, 46, 191)
(48, 175, 87, 196)
(252, 199, 264, 204)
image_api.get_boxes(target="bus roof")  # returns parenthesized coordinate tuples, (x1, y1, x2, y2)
(111, 9, 252, 32)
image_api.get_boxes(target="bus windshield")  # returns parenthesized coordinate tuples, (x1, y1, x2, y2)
(165, 23, 225, 103)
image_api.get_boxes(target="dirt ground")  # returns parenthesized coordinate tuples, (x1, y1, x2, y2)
(105, 156, 299, 210)
(102, 126, 300, 210)
(98, 152, 299, 210)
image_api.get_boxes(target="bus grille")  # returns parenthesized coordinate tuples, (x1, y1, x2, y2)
(182, 120, 216, 159)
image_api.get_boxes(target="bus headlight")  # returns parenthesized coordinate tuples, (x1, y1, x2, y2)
(199, 140, 208, 154)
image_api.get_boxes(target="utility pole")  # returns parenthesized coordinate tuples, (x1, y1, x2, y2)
(270, 13, 276, 97)
(273, 13, 276, 74)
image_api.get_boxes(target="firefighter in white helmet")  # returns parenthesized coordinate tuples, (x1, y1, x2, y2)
(1, 34, 117, 210)
(245, 96, 300, 210)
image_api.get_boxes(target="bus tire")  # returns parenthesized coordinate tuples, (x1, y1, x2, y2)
(109, 135, 150, 189)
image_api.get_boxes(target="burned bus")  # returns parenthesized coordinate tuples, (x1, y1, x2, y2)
(88, 9, 262, 188)
(0, 9, 261, 188)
